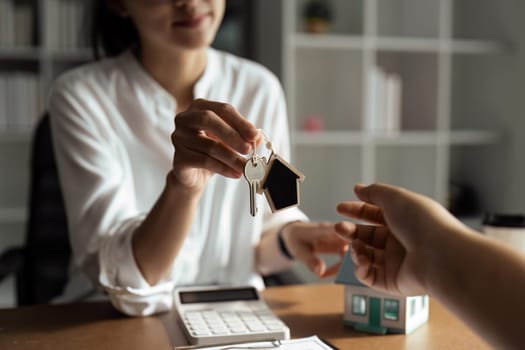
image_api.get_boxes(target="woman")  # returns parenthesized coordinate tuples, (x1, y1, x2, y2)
(49, 0, 348, 316)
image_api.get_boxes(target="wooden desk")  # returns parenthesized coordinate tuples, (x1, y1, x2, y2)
(0, 284, 490, 349)
(265, 284, 490, 349)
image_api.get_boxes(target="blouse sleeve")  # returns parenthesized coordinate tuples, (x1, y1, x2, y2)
(49, 77, 174, 316)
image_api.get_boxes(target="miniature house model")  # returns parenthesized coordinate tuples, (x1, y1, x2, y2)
(335, 252, 429, 334)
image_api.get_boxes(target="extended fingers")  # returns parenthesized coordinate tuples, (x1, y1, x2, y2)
(335, 221, 390, 250)
(334, 221, 356, 241)
(351, 240, 385, 269)
(350, 241, 386, 289)
(336, 201, 385, 225)
(355, 224, 390, 250)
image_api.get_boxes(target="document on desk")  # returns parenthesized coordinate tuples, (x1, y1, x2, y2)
(174, 335, 337, 350)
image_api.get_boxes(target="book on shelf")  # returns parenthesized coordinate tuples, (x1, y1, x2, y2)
(0, 77, 6, 131)
(14, 3, 33, 47)
(0, 72, 41, 133)
(46, 0, 92, 50)
(366, 65, 402, 134)
(0, 0, 15, 47)
(0, 0, 34, 47)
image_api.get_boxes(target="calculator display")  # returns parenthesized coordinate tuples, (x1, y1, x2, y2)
(180, 287, 259, 304)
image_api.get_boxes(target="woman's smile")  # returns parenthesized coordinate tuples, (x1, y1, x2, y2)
(172, 13, 211, 29)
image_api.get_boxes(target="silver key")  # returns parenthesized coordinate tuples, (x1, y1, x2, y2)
(244, 157, 266, 216)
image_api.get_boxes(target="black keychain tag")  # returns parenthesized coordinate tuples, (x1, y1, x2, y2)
(260, 153, 305, 212)
(243, 129, 305, 215)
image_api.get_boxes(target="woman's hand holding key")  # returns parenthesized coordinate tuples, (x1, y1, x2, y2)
(170, 99, 261, 192)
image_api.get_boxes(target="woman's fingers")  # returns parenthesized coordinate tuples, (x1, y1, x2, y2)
(173, 99, 259, 178)
(336, 201, 385, 225)
(311, 230, 350, 254)
(175, 108, 252, 154)
(186, 99, 259, 145)
(173, 145, 243, 179)
(172, 129, 247, 175)
(322, 260, 348, 278)
(298, 252, 326, 276)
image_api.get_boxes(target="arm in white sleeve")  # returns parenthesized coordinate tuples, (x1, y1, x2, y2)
(256, 72, 309, 275)
(49, 79, 173, 316)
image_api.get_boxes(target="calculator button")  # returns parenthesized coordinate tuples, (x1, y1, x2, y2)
(240, 317, 257, 323)
(211, 328, 229, 335)
(225, 320, 243, 326)
(229, 327, 248, 334)
(210, 324, 227, 330)
(206, 321, 225, 328)
(247, 323, 266, 332)
(186, 318, 202, 323)
(241, 315, 257, 320)
(205, 318, 224, 324)
(188, 319, 206, 326)
(191, 329, 211, 336)
(266, 324, 285, 331)
(186, 314, 204, 320)
(251, 308, 269, 314)
(203, 314, 219, 318)
(260, 315, 276, 320)
(188, 323, 206, 330)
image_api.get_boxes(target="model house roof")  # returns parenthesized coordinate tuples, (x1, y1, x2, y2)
(335, 250, 366, 287)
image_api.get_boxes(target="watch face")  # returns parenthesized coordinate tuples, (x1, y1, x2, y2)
(179, 287, 259, 304)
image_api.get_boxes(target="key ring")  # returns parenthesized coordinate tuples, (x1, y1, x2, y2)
(250, 141, 258, 166)
(250, 130, 273, 166)
(258, 129, 274, 158)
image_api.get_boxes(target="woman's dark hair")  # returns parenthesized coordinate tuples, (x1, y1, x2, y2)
(91, 0, 139, 60)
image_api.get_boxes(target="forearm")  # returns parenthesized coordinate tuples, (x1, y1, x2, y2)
(256, 225, 294, 276)
(427, 226, 525, 349)
(132, 172, 202, 285)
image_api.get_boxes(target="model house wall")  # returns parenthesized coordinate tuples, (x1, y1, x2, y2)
(336, 252, 428, 334)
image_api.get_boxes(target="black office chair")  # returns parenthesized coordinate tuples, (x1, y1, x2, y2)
(0, 113, 71, 305)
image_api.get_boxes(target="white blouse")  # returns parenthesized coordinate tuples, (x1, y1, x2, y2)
(48, 49, 308, 316)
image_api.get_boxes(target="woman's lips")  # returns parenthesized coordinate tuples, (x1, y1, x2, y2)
(173, 14, 210, 28)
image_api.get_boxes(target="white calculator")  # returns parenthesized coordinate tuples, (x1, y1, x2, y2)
(174, 285, 290, 346)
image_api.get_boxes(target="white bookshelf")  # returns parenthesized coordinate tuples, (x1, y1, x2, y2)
(0, 0, 91, 232)
(282, 0, 510, 222)
(0, 208, 26, 223)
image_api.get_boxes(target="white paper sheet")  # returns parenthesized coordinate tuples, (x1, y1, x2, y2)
(174, 335, 335, 350)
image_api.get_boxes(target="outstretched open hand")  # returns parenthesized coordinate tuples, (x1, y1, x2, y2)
(334, 183, 459, 296)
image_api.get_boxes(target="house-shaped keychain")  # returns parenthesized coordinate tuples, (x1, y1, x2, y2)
(259, 153, 305, 212)
(335, 251, 428, 334)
